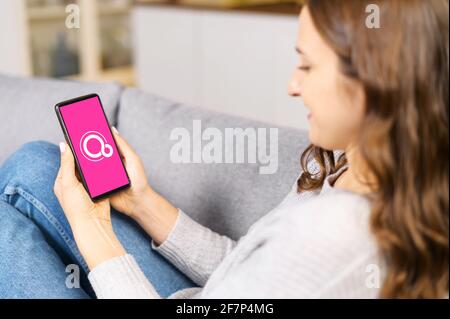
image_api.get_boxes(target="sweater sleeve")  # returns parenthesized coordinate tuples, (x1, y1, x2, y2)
(88, 254, 161, 299)
(87, 208, 237, 299)
(150, 209, 237, 286)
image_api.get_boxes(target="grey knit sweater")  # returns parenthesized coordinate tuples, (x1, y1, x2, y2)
(88, 168, 385, 298)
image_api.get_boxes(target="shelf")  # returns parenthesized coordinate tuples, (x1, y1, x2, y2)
(66, 66, 135, 86)
(27, 6, 67, 21)
(134, 1, 303, 15)
(99, 4, 131, 15)
(27, 4, 130, 21)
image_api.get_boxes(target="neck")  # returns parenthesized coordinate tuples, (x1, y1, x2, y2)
(335, 145, 374, 195)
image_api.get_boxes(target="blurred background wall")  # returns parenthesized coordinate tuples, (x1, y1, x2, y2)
(0, 0, 308, 129)
(0, 0, 30, 76)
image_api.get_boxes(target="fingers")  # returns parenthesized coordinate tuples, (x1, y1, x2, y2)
(111, 126, 137, 161)
(58, 142, 78, 187)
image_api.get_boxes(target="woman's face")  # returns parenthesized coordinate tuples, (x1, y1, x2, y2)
(288, 7, 365, 151)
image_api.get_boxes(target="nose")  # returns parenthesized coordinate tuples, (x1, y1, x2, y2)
(288, 72, 301, 97)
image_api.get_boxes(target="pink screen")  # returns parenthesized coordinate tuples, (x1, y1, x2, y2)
(59, 96, 129, 198)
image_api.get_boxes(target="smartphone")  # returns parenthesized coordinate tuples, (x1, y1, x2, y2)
(55, 93, 130, 201)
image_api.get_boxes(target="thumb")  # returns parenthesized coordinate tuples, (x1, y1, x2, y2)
(59, 142, 78, 186)
(111, 126, 136, 161)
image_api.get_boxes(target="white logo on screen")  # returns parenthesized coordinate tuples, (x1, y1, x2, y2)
(79, 131, 113, 162)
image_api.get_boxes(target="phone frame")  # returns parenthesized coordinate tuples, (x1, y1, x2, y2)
(55, 93, 130, 202)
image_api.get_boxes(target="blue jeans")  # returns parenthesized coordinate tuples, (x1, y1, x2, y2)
(0, 141, 197, 298)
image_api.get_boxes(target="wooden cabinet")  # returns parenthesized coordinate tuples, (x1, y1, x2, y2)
(0, 0, 135, 86)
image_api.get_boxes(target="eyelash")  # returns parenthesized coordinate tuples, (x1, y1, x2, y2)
(297, 65, 311, 71)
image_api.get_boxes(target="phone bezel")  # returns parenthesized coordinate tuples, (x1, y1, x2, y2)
(55, 93, 131, 202)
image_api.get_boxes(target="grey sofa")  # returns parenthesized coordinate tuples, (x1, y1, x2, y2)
(0, 74, 309, 240)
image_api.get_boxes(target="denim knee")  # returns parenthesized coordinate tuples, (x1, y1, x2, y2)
(0, 140, 60, 195)
(0, 142, 92, 277)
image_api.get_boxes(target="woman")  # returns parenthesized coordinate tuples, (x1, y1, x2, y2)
(0, 0, 448, 298)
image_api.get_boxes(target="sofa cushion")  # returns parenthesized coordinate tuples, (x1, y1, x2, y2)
(0, 74, 123, 164)
(117, 88, 310, 239)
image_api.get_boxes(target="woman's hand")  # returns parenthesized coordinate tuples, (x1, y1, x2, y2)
(54, 142, 126, 270)
(109, 127, 179, 246)
(108, 127, 153, 218)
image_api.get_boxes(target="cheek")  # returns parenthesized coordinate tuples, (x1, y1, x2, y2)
(304, 79, 363, 150)
(314, 109, 360, 149)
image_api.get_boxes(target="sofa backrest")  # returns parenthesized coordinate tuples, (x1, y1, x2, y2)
(118, 88, 310, 239)
(0, 74, 122, 165)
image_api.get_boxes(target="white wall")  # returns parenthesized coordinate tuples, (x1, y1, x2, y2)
(0, 0, 30, 76)
(132, 6, 308, 130)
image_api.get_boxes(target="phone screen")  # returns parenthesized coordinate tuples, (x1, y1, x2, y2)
(56, 95, 130, 200)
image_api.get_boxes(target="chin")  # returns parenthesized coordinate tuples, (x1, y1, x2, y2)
(308, 128, 320, 146)
(308, 131, 335, 151)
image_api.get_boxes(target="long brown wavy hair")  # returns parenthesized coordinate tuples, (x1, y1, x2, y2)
(297, 0, 449, 298)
